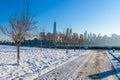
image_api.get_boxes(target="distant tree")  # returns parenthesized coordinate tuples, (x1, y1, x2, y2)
(72, 33, 79, 51)
(57, 32, 62, 43)
(36, 30, 44, 50)
(57, 32, 65, 46)
(65, 33, 69, 52)
(54, 34, 59, 49)
(52, 33, 57, 49)
(0, 5, 37, 64)
(58, 31, 69, 53)
(79, 34, 84, 50)
(59, 32, 65, 43)
(62, 31, 69, 53)
(58, 32, 65, 46)
(46, 32, 53, 48)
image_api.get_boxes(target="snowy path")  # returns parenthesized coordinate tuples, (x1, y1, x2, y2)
(72, 51, 117, 80)
(106, 51, 120, 79)
(36, 50, 117, 80)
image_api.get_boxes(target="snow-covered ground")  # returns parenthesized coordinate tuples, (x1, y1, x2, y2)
(110, 50, 120, 60)
(106, 50, 120, 79)
(0, 45, 85, 80)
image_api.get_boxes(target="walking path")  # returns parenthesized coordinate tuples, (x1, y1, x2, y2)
(35, 50, 117, 80)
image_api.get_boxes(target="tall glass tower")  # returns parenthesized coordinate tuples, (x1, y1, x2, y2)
(53, 22, 56, 35)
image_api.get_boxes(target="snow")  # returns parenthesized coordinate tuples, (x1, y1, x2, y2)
(109, 50, 120, 60)
(106, 50, 120, 79)
(0, 45, 85, 80)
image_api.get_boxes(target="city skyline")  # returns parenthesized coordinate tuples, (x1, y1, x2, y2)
(0, 0, 120, 40)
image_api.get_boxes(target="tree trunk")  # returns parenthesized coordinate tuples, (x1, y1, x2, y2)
(17, 44, 20, 64)
(41, 40, 42, 51)
(66, 43, 68, 53)
(79, 43, 80, 50)
(54, 42, 56, 49)
(74, 43, 75, 51)
(49, 42, 50, 48)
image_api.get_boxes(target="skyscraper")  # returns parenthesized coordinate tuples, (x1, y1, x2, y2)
(53, 22, 56, 35)
(69, 28, 72, 37)
(66, 28, 69, 35)
(84, 30, 88, 40)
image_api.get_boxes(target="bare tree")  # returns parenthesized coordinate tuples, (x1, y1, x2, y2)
(58, 32, 65, 45)
(57, 32, 69, 53)
(79, 34, 84, 50)
(36, 29, 44, 51)
(0, 6, 37, 64)
(61, 31, 69, 53)
(65, 34, 69, 52)
(57, 32, 65, 45)
(54, 34, 59, 49)
(72, 33, 79, 51)
(46, 32, 53, 48)
(59, 32, 65, 44)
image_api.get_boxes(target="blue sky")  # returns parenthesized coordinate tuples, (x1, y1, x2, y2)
(0, 0, 120, 40)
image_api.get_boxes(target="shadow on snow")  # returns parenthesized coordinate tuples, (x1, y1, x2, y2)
(0, 63, 19, 66)
(88, 68, 120, 79)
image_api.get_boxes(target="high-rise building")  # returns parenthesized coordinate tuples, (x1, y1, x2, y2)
(66, 28, 72, 36)
(66, 28, 69, 35)
(84, 30, 88, 40)
(53, 22, 56, 35)
(69, 28, 72, 38)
